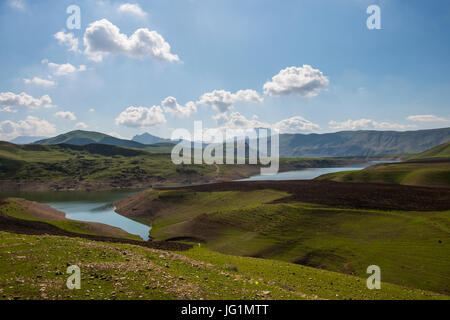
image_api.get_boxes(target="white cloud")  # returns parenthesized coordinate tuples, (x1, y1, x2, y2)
(8, 0, 25, 10)
(212, 112, 319, 134)
(329, 119, 411, 131)
(118, 3, 147, 17)
(108, 132, 126, 139)
(54, 30, 79, 52)
(89, 108, 95, 112)
(46, 61, 86, 76)
(0, 116, 56, 141)
(407, 114, 448, 123)
(161, 96, 197, 118)
(83, 19, 179, 62)
(75, 122, 88, 129)
(197, 89, 263, 113)
(263, 65, 329, 97)
(24, 77, 56, 87)
(0, 92, 53, 109)
(212, 113, 229, 126)
(115, 105, 166, 127)
(0, 107, 18, 113)
(273, 116, 320, 133)
(54, 111, 76, 121)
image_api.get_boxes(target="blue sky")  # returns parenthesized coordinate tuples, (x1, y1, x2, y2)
(1, 0, 449, 140)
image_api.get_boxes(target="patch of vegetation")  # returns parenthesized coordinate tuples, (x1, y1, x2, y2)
(409, 142, 450, 159)
(128, 189, 450, 295)
(0, 231, 446, 300)
(316, 160, 450, 188)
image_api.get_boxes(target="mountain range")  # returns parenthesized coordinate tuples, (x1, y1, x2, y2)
(6, 127, 449, 158)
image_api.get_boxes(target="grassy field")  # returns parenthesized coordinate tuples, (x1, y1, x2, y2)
(316, 160, 450, 188)
(316, 142, 450, 188)
(0, 141, 367, 190)
(117, 189, 450, 295)
(409, 142, 450, 159)
(0, 231, 446, 300)
(0, 142, 256, 187)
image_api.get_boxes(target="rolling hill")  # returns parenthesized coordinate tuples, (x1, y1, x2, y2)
(132, 132, 172, 145)
(409, 141, 450, 159)
(278, 127, 450, 157)
(115, 181, 450, 294)
(15, 127, 450, 158)
(34, 130, 149, 149)
(316, 142, 450, 188)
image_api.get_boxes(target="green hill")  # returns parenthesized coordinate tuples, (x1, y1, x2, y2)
(409, 141, 450, 159)
(0, 141, 261, 190)
(33, 130, 175, 153)
(116, 186, 450, 295)
(34, 130, 148, 148)
(316, 142, 450, 188)
(0, 231, 447, 300)
(278, 127, 450, 157)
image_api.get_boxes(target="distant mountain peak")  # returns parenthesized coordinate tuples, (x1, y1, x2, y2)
(132, 132, 170, 145)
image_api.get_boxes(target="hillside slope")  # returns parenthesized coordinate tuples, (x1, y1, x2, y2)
(409, 141, 450, 159)
(317, 143, 450, 188)
(0, 231, 447, 300)
(116, 183, 450, 294)
(316, 159, 450, 188)
(279, 127, 450, 157)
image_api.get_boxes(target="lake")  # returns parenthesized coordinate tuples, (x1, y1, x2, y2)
(239, 161, 380, 181)
(0, 161, 384, 240)
(0, 189, 151, 241)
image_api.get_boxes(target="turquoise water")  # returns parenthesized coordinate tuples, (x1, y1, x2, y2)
(239, 161, 383, 181)
(0, 190, 151, 240)
(0, 162, 391, 240)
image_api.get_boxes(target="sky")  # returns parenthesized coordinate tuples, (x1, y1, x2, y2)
(1, 0, 450, 141)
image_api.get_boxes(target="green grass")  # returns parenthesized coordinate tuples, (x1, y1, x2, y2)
(0, 142, 224, 183)
(0, 231, 446, 300)
(0, 198, 141, 241)
(130, 189, 450, 295)
(316, 161, 450, 188)
(409, 142, 450, 159)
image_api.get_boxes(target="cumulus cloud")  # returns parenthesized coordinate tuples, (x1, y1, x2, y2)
(212, 113, 229, 126)
(115, 105, 166, 128)
(263, 65, 329, 97)
(0, 92, 53, 109)
(54, 111, 76, 121)
(211, 112, 319, 134)
(118, 3, 147, 17)
(8, 0, 25, 10)
(197, 89, 263, 113)
(273, 116, 320, 133)
(0, 116, 56, 141)
(24, 77, 56, 87)
(46, 61, 86, 76)
(83, 19, 179, 62)
(161, 96, 197, 118)
(75, 122, 88, 129)
(0, 107, 18, 113)
(329, 119, 411, 131)
(407, 114, 448, 123)
(54, 30, 79, 52)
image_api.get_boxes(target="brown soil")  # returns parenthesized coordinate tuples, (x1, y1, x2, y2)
(174, 180, 450, 211)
